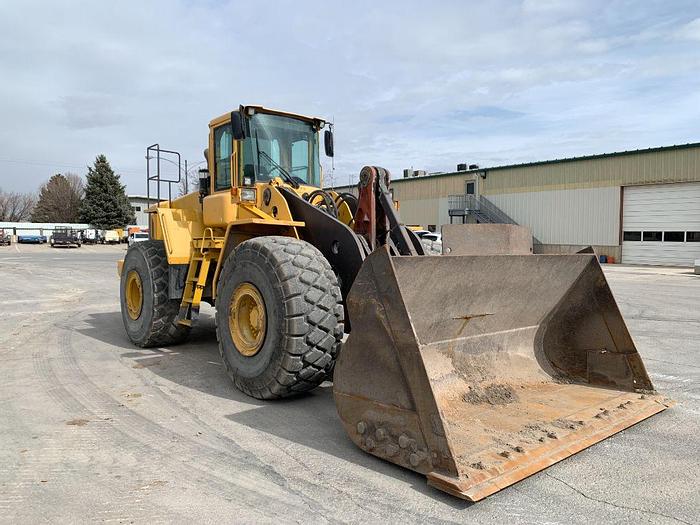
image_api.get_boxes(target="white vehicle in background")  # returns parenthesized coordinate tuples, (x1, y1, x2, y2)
(421, 232, 441, 242)
(103, 230, 120, 245)
(413, 229, 442, 242)
(411, 229, 442, 255)
(128, 231, 149, 247)
(82, 228, 102, 244)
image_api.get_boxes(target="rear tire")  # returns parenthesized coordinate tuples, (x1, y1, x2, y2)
(216, 236, 344, 399)
(120, 240, 190, 347)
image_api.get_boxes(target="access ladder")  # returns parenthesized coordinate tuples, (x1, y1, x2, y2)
(176, 232, 224, 326)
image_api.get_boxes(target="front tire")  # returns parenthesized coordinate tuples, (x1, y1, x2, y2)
(120, 240, 190, 347)
(216, 236, 344, 399)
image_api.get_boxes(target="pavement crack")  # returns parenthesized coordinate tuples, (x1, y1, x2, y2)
(544, 472, 692, 525)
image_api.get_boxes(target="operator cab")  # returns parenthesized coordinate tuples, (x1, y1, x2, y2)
(207, 106, 333, 194)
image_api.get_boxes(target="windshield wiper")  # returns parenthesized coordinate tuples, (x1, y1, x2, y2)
(260, 150, 300, 189)
(254, 131, 300, 189)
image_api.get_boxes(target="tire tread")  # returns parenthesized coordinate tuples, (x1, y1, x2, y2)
(216, 236, 343, 399)
(128, 241, 190, 348)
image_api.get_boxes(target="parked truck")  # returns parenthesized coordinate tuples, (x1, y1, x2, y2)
(82, 228, 102, 244)
(103, 230, 121, 244)
(0, 229, 11, 246)
(50, 228, 82, 248)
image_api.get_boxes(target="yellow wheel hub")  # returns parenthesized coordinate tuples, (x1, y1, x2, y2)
(230, 282, 267, 357)
(125, 270, 143, 320)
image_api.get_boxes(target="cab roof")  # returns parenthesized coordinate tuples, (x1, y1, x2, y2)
(209, 105, 326, 129)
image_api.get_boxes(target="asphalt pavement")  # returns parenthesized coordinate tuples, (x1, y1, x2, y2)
(0, 243, 697, 524)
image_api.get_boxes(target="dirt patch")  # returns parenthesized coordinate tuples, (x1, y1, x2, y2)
(463, 384, 518, 405)
(552, 418, 579, 430)
(123, 392, 142, 399)
(66, 418, 89, 427)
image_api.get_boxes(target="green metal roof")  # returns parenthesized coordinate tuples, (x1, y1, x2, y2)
(388, 141, 700, 184)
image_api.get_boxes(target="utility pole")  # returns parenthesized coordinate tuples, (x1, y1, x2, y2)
(184, 159, 188, 194)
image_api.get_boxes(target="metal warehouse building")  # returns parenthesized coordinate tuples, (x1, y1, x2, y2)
(337, 142, 700, 267)
(127, 195, 151, 227)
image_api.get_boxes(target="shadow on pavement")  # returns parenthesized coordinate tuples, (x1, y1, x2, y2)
(78, 309, 469, 507)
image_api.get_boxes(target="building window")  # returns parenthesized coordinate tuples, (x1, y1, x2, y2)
(686, 232, 700, 242)
(643, 231, 662, 241)
(623, 231, 641, 241)
(132, 206, 141, 212)
(664, 231, 684, 242)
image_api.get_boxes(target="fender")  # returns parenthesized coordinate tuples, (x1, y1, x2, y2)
(279, 187, 368, 303)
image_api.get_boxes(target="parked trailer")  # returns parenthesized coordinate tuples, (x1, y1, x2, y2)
(50, 228, 82, 248)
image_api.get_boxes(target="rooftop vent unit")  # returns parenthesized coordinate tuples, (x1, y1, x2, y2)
(403, 169, 412, 178)
(469, 164, 479, 170)
(457, 163, 468, 171)
(414, 170, 427, 177)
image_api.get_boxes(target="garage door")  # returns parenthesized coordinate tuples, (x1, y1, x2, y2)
(622, 182, 700, 266)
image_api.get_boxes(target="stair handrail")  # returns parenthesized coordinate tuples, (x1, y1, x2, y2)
(201, 227, 215, 254)
(476, 195, 543, 245)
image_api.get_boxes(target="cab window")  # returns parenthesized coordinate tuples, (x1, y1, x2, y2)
(214, 124, 232, 191)
(243, 113, 320, 187)
(291, 140, 309, 178)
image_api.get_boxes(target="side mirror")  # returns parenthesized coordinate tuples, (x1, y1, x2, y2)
(231, 111, 246, 140)
(324, 129, 334, 157)
(198, 169, 210, 201)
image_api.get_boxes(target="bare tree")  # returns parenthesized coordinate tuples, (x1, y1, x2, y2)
(0, 189, 36, 221)
(31, 173, 84, 223)
(178, 169, 204, 197)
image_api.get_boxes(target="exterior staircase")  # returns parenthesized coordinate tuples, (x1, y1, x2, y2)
(448, 194, 542, 245)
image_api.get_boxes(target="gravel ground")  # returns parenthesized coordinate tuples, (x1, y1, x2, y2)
(0, 243, 698, 524)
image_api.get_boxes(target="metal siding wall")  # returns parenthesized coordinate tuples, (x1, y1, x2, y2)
(391, 175, 469, 201)
(483, 147, 700, 195)
(396, 198, 441, 227)
(437, 197, 451, 226)
(381, 145, 700, 199)
(397, 197, 452, 227)
(488, 187, 620, 245)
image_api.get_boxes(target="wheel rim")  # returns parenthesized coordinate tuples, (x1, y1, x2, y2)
(125, 270, 144, 320)
(229, 282, 266, 357)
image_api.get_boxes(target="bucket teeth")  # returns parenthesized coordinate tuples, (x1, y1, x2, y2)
(333, 248, 672, 501)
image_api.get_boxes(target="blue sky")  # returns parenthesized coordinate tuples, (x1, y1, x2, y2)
(0, 0, 699, 193)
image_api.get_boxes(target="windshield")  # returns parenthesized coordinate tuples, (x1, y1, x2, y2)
(242, 113, 320, 187)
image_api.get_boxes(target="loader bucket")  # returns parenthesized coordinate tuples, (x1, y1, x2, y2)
(333, 249, 672, 501)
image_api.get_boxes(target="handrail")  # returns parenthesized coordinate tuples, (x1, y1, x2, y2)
(146, 144, 182, 209)
(201, 227, 215, 254)
(447, 193, 542, 245)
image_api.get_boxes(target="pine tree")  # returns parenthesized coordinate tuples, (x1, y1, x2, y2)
(32, 173, 83, 223)
(79, 155, 135, 229)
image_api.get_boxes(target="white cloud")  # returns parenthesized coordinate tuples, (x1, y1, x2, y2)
(675, 17, 700, 41)
(0, 0, 698, 193)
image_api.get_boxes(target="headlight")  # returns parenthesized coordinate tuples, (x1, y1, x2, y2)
(240, 188, 257, 202)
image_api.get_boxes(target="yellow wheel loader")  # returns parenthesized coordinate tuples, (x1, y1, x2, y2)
(118, 105, 671, 501)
